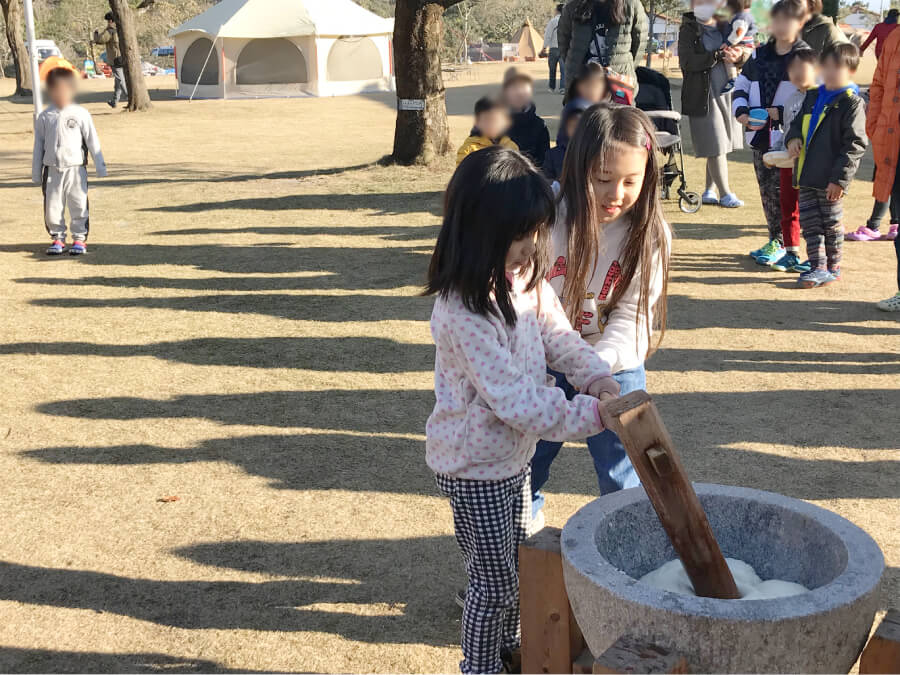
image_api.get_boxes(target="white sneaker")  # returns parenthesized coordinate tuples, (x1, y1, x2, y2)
(548, 87, 556, 93)
(876, 292, 900, 312)
(527, 509, 545, 537)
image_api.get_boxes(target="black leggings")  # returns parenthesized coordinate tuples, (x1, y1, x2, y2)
(869, 161, 900, 228)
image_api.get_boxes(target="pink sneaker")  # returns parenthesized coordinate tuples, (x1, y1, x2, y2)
(881, 224, 898, 241)
(845, 226, 882, 241)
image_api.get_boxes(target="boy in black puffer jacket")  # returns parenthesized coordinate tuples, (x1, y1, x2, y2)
(503, 67, 551, 168)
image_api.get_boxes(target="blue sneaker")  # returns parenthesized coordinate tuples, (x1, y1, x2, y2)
(69, 241, 87, 256)
(755, 240, 786, 266)
(701, 190, 719, 205)
(46, 240, 66, 255)
(798, 269, 837, 288)
(771, 252, 809, 272)
(750, 241, 769, 259)
(829, 267, 841, 281)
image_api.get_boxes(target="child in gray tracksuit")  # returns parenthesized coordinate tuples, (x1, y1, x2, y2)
(32, 65, 107, 256)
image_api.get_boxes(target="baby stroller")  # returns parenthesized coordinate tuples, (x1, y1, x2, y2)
(635, 66, 701, 214)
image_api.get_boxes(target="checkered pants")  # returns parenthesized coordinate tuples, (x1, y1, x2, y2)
(436, 469, 531, 674)
(799, 187, 844, 271)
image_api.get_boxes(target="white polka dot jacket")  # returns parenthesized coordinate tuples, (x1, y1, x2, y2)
(426, 277, 611, 480)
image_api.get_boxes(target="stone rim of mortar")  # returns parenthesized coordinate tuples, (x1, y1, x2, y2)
(561, 483, 885, 621)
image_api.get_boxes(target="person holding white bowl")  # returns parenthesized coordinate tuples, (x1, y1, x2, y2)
(733, 0, 810, 266)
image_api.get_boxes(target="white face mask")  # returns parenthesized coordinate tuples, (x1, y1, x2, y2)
(693, 3, 718, 22)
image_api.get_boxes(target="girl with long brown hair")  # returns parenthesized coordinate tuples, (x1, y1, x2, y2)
(531, 104, 671, 522)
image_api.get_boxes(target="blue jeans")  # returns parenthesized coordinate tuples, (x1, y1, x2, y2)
(530, 365, 645, 516)
(548, 48, 564, 91)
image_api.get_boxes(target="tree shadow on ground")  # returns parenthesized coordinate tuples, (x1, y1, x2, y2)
(149, 224, 441, 241)
(651, 348, 900, 376)
(24, 433, 430, 495)
(31, 293, 432, 323)
(0, 535, 460, 645)
(667, 295, 900, 335)
(0, 647, 274, 674)
(4, 244, 432, 289)
(21, 428, 898, 500)
(672, 222, 763, 241)
(0, 337, 434, 372)
(0, 162, 379, 190)
(34, 388, 897, 455)
(140, 191, 443, 216)
(36, 389, 435, 436)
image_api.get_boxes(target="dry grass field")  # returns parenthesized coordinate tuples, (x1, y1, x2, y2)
(0, 60, 897, 673)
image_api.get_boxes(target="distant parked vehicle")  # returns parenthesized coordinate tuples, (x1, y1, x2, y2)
(150, 46, 175, 57)
(32, 39, 62, 64)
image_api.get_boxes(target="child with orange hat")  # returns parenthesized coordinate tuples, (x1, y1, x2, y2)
(32, 59, 107, 256)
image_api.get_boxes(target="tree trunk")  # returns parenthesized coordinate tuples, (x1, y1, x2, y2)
(391, 0, 465, 165)
(108, 0, 152, 111)
(1, 0, 32, 97)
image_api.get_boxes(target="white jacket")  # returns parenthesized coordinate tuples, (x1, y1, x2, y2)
(548, 203, 670, 374)
(426, 276, 610, 480)
(32, 104, 107, 184)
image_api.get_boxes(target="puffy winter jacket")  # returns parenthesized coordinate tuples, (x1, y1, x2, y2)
(801, 14, 847, 56)
(784, 86, 867, 191)
(559, 0, 647, 92)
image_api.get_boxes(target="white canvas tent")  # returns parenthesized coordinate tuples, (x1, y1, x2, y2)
(169, 0, 395, 99)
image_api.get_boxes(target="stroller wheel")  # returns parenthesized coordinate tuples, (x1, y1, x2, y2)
(679, 191, 702, 214)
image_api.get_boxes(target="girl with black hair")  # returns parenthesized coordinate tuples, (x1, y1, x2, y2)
(425, 146, 618, 674)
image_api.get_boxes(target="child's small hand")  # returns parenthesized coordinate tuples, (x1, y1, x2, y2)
(766, 107, 780, 121)
(584, 376, 620, 400)
(826, 183, 844, 201)
(737, 113, 750, 128)
(787, 138, 802, 158)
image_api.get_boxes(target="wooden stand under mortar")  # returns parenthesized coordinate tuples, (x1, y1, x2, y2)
(519, 391, 898, 674)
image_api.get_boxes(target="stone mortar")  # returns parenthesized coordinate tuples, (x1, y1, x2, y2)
(562, 483, 884, 673)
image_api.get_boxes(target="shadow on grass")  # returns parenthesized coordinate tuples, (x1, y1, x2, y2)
(149, 224, 441, 241)
(667, 295, 900, 335)
(33, 388, 897, 455)
(0, 162, 379, 190)
(0, 535, 461, 645)
(140, 191, 443, 216)
(5, 244, 432, 290)
(651, 348, 900, 375)
(36, 389, 435, 435)
(0, 337, 434, 372)
(31, 294, 432, 323)
(0, 647, 275, 674)
(25, 433, 430, 495)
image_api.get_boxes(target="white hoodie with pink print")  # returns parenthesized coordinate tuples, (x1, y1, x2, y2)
(426, 275, 611, 480)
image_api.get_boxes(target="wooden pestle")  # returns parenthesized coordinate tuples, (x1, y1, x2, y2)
(597, 390, 740, 600)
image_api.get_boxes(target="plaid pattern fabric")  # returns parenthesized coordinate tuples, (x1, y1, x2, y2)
(753, 150, 783, 242)
(436, 470, 531, 674)
(799, 187, 844, 271)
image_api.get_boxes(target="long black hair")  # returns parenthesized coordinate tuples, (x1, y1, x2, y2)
(425, 146, 555, 326)
(572, 0, 626, 26)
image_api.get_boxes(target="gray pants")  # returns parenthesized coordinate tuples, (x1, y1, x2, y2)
(113, 66, 128, 103)
(42, 166, 89, 242)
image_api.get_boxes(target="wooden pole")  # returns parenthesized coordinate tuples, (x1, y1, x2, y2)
(598, 391, 740, 600)
(860, 609, 900, 674)
(520, 527, 586, 674)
